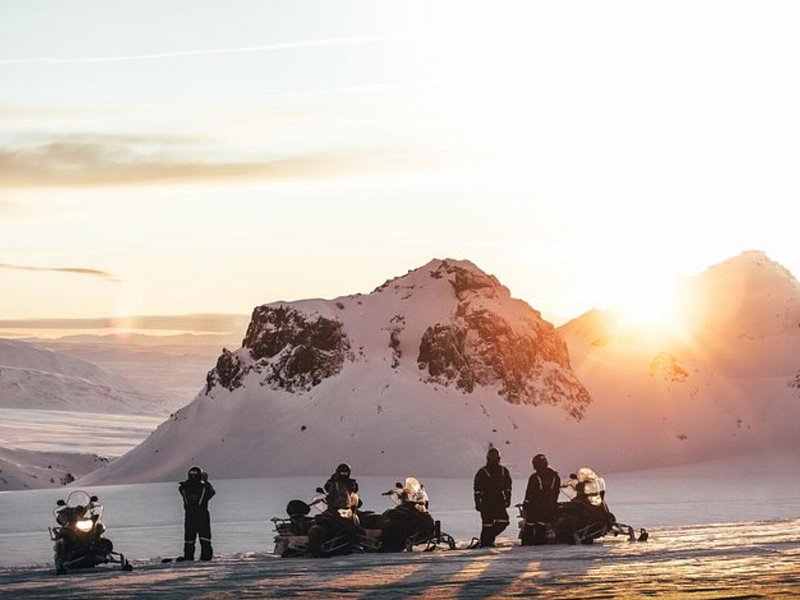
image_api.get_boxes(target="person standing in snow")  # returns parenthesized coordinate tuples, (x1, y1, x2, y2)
(472, 447, 512, 547)
(521, 453, 560, 545)
(178, 465, 215, 561)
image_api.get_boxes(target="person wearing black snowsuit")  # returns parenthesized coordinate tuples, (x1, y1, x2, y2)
(323, 463, 359, 509)
(473, 448, 512, 547)
(179, 466, 215, 561)
(307, 463, 360, 557)
(521, 453, 560, 545)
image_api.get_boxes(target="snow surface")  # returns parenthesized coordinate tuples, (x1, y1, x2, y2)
(0, 469, 798, 598)
(0, 339, 160, 415)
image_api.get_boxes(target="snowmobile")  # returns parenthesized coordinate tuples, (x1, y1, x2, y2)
(517, 467, 648, 545)
(48, 490, 133, 575)
(271, 487, 381, 557)
(378, 477, 456, 552)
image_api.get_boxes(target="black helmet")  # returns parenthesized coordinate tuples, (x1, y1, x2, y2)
(188, 465, 203, 480)
(335, 463, 351, 478)
(286, 499, 311, 518)
(486, 447, 501, 463)
(532, 454, 548, 471)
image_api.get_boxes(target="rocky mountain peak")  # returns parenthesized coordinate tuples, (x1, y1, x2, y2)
(203, 258, 589, 419)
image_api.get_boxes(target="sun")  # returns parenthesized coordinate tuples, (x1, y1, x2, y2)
(604, 275, 692, 338)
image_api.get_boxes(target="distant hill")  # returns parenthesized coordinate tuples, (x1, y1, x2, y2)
(0, 338, 160, 414)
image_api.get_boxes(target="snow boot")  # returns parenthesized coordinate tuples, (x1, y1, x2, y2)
(179, 542, 195, 561)
(200, 540, 213, 561)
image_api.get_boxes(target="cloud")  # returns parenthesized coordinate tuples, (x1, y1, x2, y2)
(0, 134, 429, 188)
(0, 263, 117, 281)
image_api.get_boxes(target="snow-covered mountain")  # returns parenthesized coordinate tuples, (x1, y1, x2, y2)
(0, 339, 160, 414)
(83, 259, 591, 483)
(83, 252, 800, 485)
(558, 250, 800, 471)
(0, 446, 109, 491)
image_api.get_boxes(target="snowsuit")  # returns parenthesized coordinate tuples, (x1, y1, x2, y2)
(473, 463, 512, 546)
(324, 474, 359, 509)
(521, 465, 560, 545)
(179, 478, 215, 560)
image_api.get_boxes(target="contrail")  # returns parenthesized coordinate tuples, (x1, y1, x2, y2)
(0, 32, 429, 66)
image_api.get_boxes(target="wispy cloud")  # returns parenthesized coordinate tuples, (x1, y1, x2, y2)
(0, 133, 428, 188)
(0, 263, 117, 281)
(0, 33, 427, 66)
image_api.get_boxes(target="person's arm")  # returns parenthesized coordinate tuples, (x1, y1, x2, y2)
(205, 482, 216, 501)
(503, 467, 513, 507)
(473, 470, 484, 510)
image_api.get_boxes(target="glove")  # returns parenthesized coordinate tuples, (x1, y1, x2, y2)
(201, 471, 208, 482)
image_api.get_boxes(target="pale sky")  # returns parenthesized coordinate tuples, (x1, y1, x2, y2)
(2, 0, 799, 329)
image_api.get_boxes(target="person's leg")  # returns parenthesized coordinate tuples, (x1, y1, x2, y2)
(199, 510, 213, 560)
(182, 513, 197, 560)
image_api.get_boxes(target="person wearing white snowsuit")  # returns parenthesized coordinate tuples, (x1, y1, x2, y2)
(473, 448, 512, 547)
(179, 466, 215, 561)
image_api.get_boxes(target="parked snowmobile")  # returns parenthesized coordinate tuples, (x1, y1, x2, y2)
(517, 467, 648, 545)
(48, 490, 133, 575)
(379, 477, 455, 552)
(271, 488, 381, 557)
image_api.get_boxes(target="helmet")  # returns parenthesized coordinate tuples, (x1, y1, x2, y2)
(532, 454, 548, 471)
(335, 463, 351, 478)
(187, 465, 203, 480)
(486, 447, 501, 463)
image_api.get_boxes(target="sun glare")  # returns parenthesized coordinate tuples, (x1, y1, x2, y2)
(604, 275, 692, 338)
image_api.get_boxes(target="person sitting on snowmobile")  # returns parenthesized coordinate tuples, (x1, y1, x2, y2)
(521, 453, 561, 545)
(379, 477, 435, 552)
(324, 463, 360, 509)
(307, 465, 362, 557)
(472, 447, 512, 548)
(553, 467, 613, 543)
(178, 466, 216, 561)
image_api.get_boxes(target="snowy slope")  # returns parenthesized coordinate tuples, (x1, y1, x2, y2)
(0, 446, 109, 491)
(558, 250, 800, 471)
(83, 259, 590, 483)
(0, 339, 160, 414)
(1, 518, 798, 599)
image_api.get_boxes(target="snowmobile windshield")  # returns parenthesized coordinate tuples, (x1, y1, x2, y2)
(58, 490, 103, 522)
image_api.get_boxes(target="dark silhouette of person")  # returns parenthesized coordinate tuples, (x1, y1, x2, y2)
(473, 447, 512, 547)
(178, 466, 215, 561)
(521, 453, 560, 545)
(323, 463, 359, 509)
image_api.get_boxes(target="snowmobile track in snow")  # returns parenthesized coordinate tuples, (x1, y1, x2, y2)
(1, 519, 798, 599)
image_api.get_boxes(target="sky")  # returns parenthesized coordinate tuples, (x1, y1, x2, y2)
(2, 0, 800, 331)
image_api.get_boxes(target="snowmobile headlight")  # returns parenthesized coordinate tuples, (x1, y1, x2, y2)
(337, 509, 353, 518)
(75, 519, 94, 532)
(587, 494, 602, 506)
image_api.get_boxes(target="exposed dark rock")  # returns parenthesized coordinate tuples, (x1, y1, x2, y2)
(206, 306, 351, 394)
(417, 298, 590, 419)
(206, 348, 243, 392)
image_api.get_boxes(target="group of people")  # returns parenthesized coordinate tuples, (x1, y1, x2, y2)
(473, 447, 563, 547)
(176, 450, 597, 559)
